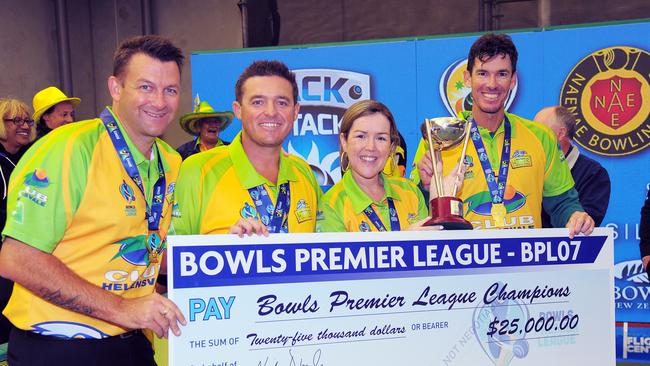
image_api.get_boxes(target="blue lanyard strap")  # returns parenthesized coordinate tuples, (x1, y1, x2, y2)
(99, 108, 166, 232)
(363, 198, 401, 232)
(247, 182, 290, 233)
(469, 115, 511, 205)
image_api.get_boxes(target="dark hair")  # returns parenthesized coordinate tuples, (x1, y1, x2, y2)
(339, 100, 401, 172)
(112, 35, 184, 79)
(554, 106, 577, 139)
(467, 33, 518, 73)
(235, 60, 298, 103)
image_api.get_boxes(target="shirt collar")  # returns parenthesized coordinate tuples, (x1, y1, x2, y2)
(342, 170, 398, 214)
(229, 131, 297, 189)
(462, 110, 519, 139)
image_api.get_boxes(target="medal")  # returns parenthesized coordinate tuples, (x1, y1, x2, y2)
(469, 115, 512, 230)
(147, 232, 161, 264)
(491, 203, 507, 228)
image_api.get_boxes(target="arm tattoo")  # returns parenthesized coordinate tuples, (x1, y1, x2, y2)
(39, 288, 95, 316)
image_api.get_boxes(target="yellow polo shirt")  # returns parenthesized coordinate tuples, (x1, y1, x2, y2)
(2, 107, 180, 338)
(318, 170, 428, 232)
(173, 132, 322, 234)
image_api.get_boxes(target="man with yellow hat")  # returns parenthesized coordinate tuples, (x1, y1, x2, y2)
(32, 86, 81, 139)
(176, 99, 233, 160)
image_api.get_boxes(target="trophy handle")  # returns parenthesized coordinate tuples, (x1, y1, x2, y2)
(452, 125, 472, 197)
(425, 119, 445, 197)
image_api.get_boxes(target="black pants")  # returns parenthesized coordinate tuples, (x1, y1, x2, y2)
(7, 327, 156, 366)
(0, 276, 12, 344)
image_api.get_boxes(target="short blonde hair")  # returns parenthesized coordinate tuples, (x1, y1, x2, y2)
(0, 98, 36, 142)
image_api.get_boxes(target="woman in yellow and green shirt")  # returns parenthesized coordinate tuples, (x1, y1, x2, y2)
(318, 100, 431, 232)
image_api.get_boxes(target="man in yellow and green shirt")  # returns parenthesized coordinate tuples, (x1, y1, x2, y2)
(414, 33, 594, 236)
(174, 60, 322, 236)
(0, 35, 186, 366)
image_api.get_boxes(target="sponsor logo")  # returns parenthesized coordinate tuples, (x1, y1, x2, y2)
(407, 213, 418, 225)
(240, 202, 258, 219)
(439, 58, 518, 117)
(288, 69, 372, 187)
(359, 221, 371, 232)
(166, 182, 175, 203)
(119, 180, 137, 216)
(510, 149, 532, 169)
(614, 259, 650, 314)
(31, 321, 109, 339)
(294, 199, 313, 223)
(614, 259, 649, 284)
(560, 46, 650, 156)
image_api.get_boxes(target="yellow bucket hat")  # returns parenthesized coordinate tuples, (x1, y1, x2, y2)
(32, 86, 81, 122)
(179, 100, 234, 136)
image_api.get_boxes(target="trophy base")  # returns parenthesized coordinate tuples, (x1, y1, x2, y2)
(424, 196, 473, 230)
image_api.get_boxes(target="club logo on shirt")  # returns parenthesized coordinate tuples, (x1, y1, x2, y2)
(119, 180, 137, 216)
(112, 235, 164, 267)
(19, 169, 49, 207)
(439, 58, 518, 117)
(24, 168, 50, 188)
(241, 202, 258, 219)
(560, 46, 650, 156)
(465, 186, 526, 217)
(510, 149, 532, 169)
(359, 221, 371, 232)
(295, 199, 313, 223)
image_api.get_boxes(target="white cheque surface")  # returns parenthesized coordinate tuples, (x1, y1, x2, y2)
(168, 228, 614, 366)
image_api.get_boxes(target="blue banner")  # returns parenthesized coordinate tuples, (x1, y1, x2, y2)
(190, 20, 650, 360)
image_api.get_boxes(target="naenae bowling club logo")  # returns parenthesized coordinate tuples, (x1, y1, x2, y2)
(288, 69, 371, 187)
(560, 46, 650, 156)
(440, 59, 518, 116)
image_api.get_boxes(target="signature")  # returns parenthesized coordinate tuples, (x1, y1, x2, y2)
(257, 348, 323, 366)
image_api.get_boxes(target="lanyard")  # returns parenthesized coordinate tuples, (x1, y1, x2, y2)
(99, 108, 166, 261)
(363, 198, 401, 231)
(469, 115, 511, 227)
(247, 182, 290, 233)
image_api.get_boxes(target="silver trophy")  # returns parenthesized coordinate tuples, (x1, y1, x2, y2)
(420, 117, 473, 229)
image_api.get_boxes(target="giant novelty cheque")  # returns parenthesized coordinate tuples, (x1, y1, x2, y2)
(168, 228, 613, 365)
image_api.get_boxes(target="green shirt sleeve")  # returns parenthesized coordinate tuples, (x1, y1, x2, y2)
(172, 155, 204, 235)
(2, 126, 91, 252)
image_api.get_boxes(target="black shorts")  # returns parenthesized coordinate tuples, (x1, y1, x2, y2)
(7, 327, 156, 366)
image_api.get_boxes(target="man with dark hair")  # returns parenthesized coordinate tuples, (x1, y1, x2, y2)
(413, 33, 594, 237)
(535, 105, 611, 227)
(173, 60, 321, 235)
(0, 35, 186, 365)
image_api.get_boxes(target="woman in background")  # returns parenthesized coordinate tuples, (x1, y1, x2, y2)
(0, 98, 36, 347)
(318, 100, 438, 232)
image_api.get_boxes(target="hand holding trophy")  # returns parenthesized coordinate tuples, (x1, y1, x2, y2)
(420, 117, 473, 230)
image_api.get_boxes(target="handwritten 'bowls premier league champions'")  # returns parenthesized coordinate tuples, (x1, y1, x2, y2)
(168, 229, 614, 366)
